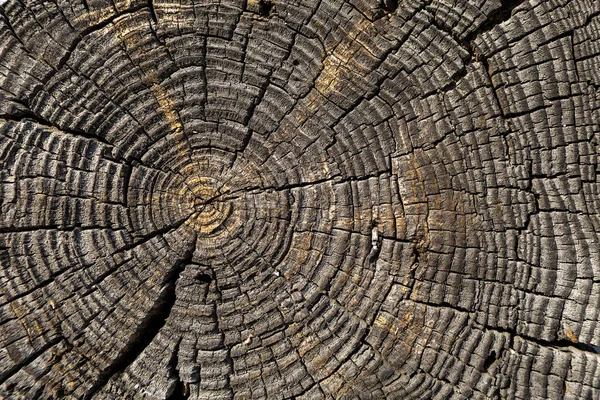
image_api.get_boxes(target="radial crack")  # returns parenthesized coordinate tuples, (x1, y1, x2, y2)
(83, 251, 194, 399)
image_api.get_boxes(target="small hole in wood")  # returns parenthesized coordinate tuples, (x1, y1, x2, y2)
(381, 0, 398, 13)
(292, 59, 300, 66)
(258, 0, 273, 17)
(483, 350, 497, 371)
(195, 273, 212, 284)
(168, 379, 189, 400)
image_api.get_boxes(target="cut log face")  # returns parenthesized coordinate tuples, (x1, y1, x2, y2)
(1, 0, 600, 399)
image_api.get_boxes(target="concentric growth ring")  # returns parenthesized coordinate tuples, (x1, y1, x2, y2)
(1, 0, 600, 399)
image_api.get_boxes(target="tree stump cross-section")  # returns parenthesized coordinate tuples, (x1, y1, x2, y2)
(1, 0, 600, 399)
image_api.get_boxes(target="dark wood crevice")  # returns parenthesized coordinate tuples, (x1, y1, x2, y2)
(258, 0, 274, 18)
(84, 252, 193, 400)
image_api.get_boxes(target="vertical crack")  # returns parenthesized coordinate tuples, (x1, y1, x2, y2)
(83, 250, 193, 399)
(167, 339, 189, 400)
(148, 0, 158, 24)
(213, 274, 234, 399)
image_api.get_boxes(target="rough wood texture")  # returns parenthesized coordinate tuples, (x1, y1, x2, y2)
(1, 0, 600, 399)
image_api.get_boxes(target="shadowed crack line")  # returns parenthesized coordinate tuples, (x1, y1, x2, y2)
(84, 247, 194, 399)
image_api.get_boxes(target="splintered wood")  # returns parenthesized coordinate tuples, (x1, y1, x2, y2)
(0, 0, 599, 399)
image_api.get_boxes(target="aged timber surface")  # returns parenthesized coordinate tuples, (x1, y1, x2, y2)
(1, 0, 600, 399)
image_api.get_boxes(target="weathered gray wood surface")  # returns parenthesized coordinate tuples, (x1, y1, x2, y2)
(1, 0, 600, 398)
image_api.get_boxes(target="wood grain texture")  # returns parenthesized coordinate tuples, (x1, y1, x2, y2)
(1, 0, 599, 398)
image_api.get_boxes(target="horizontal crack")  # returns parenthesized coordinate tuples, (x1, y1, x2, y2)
(203, 169, 393, 205)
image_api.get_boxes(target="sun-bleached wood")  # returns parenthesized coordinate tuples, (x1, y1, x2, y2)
(1, 0, 600, 399)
